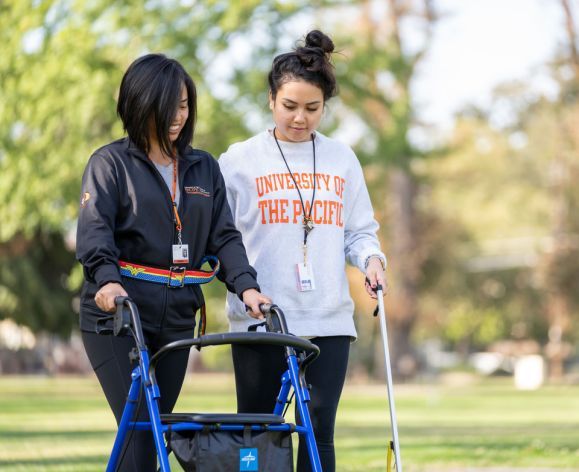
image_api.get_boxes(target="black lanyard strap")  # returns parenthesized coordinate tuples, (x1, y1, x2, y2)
(273, 128, 316, 246)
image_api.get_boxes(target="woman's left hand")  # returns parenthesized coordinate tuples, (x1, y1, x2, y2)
(364, 257, 386, 299)
(242, 289, 272, 319)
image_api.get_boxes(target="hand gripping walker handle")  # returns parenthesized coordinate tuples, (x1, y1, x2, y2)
(111, 296, 132, 337)
(259, 303, 288, 334)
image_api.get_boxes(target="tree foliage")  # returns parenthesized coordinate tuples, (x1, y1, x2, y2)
(0, 0, 312, 335)
(417, 71, 579, 356)
(3, 0, 577, 383)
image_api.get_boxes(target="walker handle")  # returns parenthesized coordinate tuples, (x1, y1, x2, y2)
(95, 296, 132, 335)
(112, 296, 146, 349)
(113, 296, 132, 336)
(259, 303, 289, 334)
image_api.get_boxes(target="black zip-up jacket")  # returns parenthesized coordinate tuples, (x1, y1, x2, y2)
(76, 137, 258, 333)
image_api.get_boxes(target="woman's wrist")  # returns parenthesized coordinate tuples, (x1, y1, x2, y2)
(365, 255, 386, 271)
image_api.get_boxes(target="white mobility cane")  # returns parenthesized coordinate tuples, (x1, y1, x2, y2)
(374, 284, 403, 472)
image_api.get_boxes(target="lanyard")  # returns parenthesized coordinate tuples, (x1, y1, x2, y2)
(171, 159, 183, 245)
(273, 128, 316, 263)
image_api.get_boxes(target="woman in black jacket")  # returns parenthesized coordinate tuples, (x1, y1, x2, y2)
(76, 53, 269, 471)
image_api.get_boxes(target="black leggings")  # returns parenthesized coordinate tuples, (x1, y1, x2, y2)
(82, 329, 191, 472)
(232, 336, 350, 472)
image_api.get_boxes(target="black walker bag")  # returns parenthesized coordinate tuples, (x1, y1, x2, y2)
(168, 427, 293, 472)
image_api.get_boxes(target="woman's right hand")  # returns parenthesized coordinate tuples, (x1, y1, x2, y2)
(242, 289, 272, 319)
(95, 282, 128, 313)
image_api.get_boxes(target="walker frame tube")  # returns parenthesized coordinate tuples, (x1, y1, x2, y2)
(105, 299, 322, 472)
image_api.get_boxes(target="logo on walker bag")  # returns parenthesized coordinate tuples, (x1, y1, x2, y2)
(240, 448, 258, 471)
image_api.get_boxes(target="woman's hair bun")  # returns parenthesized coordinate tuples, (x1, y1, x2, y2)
(305, 30, 334, 55)
(268, 29, 338, 101)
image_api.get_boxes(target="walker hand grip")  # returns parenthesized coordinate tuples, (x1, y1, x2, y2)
(247, 305, 271, 331)
(113, 296, 132, 336)
(259, 303, 287, 334)
(114, 296, 130, 307)
(259, 303, 273, 313)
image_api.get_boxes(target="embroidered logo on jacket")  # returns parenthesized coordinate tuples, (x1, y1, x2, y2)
(184, 186, 211, 197)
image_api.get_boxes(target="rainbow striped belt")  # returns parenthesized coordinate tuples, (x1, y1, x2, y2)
(119, 256, 220, 288)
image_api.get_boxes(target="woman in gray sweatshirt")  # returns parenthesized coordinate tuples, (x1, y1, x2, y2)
(219, 30, 387, 472)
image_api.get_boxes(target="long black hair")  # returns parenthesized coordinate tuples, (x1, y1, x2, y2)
(117, 54, 196, 158)
(268, 30, 337, 102)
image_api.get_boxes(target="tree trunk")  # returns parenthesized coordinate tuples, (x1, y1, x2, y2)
(383, 168, 420, 380)
(541, 146, 573, 379)
(540, 2, 579, 379)
(544, 291, 571, 380)
(560, 0, 579, 77)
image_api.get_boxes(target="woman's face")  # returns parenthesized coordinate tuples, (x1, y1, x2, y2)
(269, 80, 324, 142)
(148, 84, 189, 146)
(169, 84, 189, 142)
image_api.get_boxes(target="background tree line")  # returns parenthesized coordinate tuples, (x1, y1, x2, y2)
(1, 0, 578, 379)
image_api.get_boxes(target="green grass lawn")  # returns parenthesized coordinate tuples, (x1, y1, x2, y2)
(0, 374, 578, 471)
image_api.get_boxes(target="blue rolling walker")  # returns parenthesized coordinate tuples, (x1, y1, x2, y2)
(102, 297, 322, 471)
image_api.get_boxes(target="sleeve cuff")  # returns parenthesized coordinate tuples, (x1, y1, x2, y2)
(233, 272, 260, 300)
(360, 250, 387, 273)
(94, 264, 122, 287)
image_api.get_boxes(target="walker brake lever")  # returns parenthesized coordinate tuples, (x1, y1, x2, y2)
(95, 316, 114, 335)
(248, 321, 267, 331)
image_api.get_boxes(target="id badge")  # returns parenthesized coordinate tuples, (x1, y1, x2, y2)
(296, 262, 316, 292)
(172, 244, 189, 264)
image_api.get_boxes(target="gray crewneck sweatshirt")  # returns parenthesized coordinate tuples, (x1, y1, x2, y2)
(219, 130, 386, 339)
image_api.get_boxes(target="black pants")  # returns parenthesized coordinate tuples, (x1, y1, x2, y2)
(232, 336, 350, 472)
(82, 329, 191, 472)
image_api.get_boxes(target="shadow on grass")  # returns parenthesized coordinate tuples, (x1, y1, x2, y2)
(0, 429, 113, 440)
(337, 424, 579, 452)
(0, 454, 108, 467)
(340, 423, 579, 437)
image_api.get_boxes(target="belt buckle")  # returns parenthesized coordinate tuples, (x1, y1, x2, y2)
(168, 266, 186, 288)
